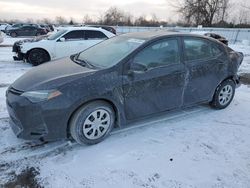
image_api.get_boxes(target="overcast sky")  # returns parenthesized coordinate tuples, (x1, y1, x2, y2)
(0, 0, 249, 22)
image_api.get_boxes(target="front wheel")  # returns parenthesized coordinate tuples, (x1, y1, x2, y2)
(210, 79, 235, 109)
(70, 101, 115, 145)
(27, 49, 50, 66)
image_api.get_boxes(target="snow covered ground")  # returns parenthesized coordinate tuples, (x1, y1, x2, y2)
(0, 37, 250, 187)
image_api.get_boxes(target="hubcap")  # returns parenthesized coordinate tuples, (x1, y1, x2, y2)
(83, 109, 111, 140)
(218, 85, 233, 106)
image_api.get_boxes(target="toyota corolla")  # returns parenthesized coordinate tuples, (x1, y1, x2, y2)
(6, 31, 243, 145)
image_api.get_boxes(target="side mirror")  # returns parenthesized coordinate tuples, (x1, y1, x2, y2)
(59, 37, 65, 42)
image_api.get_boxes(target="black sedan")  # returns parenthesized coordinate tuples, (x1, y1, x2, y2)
(6, 25, 48, 37)
(6, 31, 243, 145)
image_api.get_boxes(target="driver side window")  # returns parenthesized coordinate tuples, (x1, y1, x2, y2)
(133, 38, 180, 70)
(62, 30, 85, 41)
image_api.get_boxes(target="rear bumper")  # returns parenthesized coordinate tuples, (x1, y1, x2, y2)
(234, 75, 241, 88)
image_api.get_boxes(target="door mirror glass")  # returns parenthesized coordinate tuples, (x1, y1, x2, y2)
(59, 37, 65, 42)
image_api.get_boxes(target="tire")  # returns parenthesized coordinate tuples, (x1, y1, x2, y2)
(70, 101, 115, 145)
(27, 49, 50, 66)
(210, 79, 235, 109)
(36, 32, 41, 36)
(10, 32, 17, 37)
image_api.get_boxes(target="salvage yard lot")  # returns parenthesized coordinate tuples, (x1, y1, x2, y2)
(0, 37, 250, 187)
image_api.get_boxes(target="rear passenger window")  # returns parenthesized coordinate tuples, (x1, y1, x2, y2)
(133, 38, 180, 69)
(63, 30, 84, 41)
(184, 38, 213, 61)
(211, 44, 223, 56)
(85, 30, 107, 40)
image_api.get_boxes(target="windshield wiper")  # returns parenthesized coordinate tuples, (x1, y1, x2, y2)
(72, 55, 96, 68)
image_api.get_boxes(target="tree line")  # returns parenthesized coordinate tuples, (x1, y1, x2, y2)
(1, 1, 250, 28)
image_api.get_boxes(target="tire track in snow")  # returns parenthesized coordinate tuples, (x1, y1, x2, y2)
(0, 105, 211, 162)
(0, 104, 212, 178)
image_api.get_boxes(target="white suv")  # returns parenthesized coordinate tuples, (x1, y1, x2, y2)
(13, 27, 115, 65)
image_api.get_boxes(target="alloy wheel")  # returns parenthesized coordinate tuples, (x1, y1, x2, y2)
(218, 84, 233, 106)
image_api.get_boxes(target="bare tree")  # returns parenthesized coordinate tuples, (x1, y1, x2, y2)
(102, 7, 125, 25)
(134, 15, 148, 26)
(150, 13, 159, 26)
(176, 0, 231, 26)
(55, 16, 68, 25)
(238, 7, 250, 25)
(40, 18, 53, 24)
(123, 13, 133, 26)
(220, 0, 230, 22)
(83, 14, 93, 24)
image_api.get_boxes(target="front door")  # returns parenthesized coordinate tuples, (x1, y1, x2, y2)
(123, 37, 186, 120)
(55, 30, 85, 58)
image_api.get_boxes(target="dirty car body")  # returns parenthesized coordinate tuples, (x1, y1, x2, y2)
(6, 31, 243, 141)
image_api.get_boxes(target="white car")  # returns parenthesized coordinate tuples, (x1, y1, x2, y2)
(13, 27, 115, 65)
(0, 32, 4, 44)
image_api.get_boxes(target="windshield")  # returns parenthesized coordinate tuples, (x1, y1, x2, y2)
(77, 36, 146, 68)
(48, 30, 67, 40)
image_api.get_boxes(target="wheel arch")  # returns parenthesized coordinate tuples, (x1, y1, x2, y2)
(211, 75, 237, 101)
(66, 98, 123, 138)
(220, 75, 239, 86)
(26, 47, 51, 61)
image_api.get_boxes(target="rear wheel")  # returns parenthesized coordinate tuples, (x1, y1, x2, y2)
(27, 49, 50, 66)
(70, 101, 115, 145)
(210, 79, 235, 109)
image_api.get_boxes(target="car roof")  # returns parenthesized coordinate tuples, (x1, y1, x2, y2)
(59, 26, 109, 32)
(120, 30, 212, 40)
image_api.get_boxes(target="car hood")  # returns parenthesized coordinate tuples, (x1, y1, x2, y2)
(17, 36, 47, 45)
(12, 57, 97, 91)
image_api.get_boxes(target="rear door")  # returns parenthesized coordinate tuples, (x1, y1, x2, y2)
(123, 37, 186, 120)
(182, 37, 228, 105)
(78, 30, 108, 50)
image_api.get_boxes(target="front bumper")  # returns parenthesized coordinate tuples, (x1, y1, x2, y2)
(12, 42, 25, 61)
(6, 87, 70, 141)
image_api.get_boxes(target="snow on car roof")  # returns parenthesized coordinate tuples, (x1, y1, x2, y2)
(57, 26, 109, 32)
(190, 31, 208, 35)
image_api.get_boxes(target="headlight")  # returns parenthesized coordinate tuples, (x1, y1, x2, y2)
(21, 90, 62, 103)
